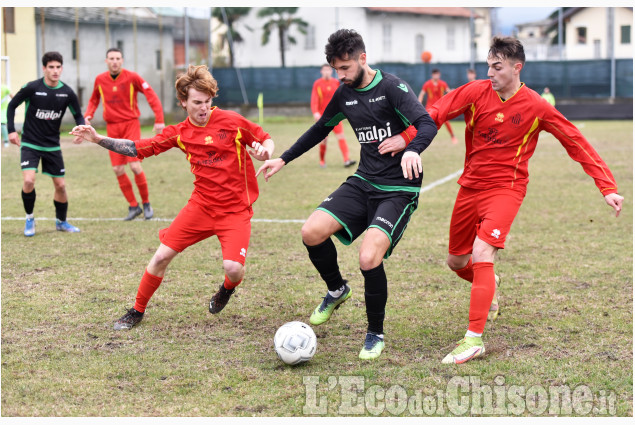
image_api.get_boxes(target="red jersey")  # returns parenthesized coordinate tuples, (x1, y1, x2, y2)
(421, 79, 450, 107)
(85, 69, 164, 124)
(135, 107, 270, 212)
(428, 80, 618, 194)
(311, 77, 340, 114)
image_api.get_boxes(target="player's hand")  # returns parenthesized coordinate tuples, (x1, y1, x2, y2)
(69, 124, 101, 144)
(313, 112, 321, 121)
(84, 117, 91, 126)
(153, 123, 165, 134)
(401, 150, 422, 180)
(248, 141, 272, 162)
(8, 131, 20, 146)
(378, 133, 407, 157)
(256, 158, 285, 182)
(604, 193, 624, 217)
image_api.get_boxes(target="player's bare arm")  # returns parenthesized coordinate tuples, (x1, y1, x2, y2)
(604, 193, 624, 217)
(256, 157, 286, 182)
(70, 124, 138, 157)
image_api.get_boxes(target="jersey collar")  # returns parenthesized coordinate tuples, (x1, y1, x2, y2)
(355, 69, 382, 92)
(43, 78, 63, 89)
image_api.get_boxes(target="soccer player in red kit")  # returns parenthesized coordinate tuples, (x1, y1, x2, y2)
(71, 65, 275, 330)
(418, 69, 458, 144)
(311, 64, 356, 168)
(423, 37, 623, 364)
(84, 48, 165, 221)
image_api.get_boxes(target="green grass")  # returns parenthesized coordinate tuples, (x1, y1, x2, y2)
(1, 118, 632, 416)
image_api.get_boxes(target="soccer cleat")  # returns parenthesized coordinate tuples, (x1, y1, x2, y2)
(442, 336, 485, 364)
(113, 308, 144, 330)
(209, 284, 235, 314)
(344, 159, 357, 168)
(309, 282, 352, 325)
(488, 274, 501, 321)
(24, 217, 35, 237)
(143, 202, 154, 220)
(124, 205, 143, 221)
(359, 332, 385, 360)
(56, 219, 80, 233)
(319, 160, 326, 168)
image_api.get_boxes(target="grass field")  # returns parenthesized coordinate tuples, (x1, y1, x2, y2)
(1, 117, 632, 416)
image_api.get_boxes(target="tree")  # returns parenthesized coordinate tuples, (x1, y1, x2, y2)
(258, 7, 308, 68)
(212, 7, 251, 68)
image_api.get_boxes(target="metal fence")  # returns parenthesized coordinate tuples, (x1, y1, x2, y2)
(210, 59, 633, 106)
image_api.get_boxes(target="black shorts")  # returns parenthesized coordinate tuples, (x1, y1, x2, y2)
(20, 145, 65, 177)
(317, 175, 420, 258)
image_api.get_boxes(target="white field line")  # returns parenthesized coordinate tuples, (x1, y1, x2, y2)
(1, 169, 463, 224)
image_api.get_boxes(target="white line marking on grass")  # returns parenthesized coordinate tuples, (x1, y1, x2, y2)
(1, 170, 463, 224)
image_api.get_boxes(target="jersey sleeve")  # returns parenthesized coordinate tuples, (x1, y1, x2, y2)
(134, 125, 179, 159)
(235, 115, 271, 147)
(540, 103, 618, 195)
(427, 81, 480, 127)
(6, 82, 34, 133)
(67, 89, 85, 125)
(84, 78, 101, 120)
(133, 73, 164, 124)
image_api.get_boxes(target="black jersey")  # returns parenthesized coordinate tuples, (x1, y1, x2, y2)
(281, 69, 437, 187)
(7, 78, 84, 150)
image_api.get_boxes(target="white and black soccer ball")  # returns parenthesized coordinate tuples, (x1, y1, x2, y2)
(273, 321, 317, 365)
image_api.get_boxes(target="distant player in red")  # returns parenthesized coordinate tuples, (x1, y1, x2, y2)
(84, 48, 165, 221)
(418, 69, 457, 144)
(424, 37, 624, 364)
(71, 65, 275, 330)
(311, 64, 356, 168)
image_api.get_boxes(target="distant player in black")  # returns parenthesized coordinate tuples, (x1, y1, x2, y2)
(257, 29, 437, 360)
(7, 51, 85, 236)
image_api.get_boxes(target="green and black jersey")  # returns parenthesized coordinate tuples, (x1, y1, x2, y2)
(280, 69, 437, 188)
(7, 78, 85, 150)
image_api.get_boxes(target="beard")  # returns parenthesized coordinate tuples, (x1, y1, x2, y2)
(342, 66, 365, 89)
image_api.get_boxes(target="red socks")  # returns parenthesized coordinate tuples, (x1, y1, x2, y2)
(223, 275, 242, 290)
(134, 269, 163, 313)
(117, 174, 138, 207)
(319, 143, 327, 163)
(134, 171, 150, 204)
(468, 262, 496, 334)
(338, 138, 350, 161)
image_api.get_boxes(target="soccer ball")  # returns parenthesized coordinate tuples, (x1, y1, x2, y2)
(273, 321, 317, 365)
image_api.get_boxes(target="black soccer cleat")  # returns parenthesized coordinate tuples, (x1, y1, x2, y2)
(209, 284, 235, 314)
(344, 159, 357, 168)
(113, 308, 144, 330)
(124, 205, 143, 221)
(143, 202, 154, 220)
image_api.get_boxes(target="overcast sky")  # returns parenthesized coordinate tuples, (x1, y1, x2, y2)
(496, 7, 559, 35)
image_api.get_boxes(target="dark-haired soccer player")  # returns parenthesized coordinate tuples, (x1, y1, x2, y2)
(257, 29, 437, 360)
(425, 37, 623, 364)
(71, 65, 274, 330)
(417, 69, 457, 144)
(7, 51, 85, 236)
(311, 64, 356, 168)
(84, 48, 165, 221)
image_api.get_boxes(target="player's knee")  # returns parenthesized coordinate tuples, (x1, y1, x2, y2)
(53, 180, 66, 192)
(112, 165, 125, 176)
(22, 179, 35, 192)
(301, 221, 325, 246)
(359, 248, 383, 271)
(223, 260, 244, 281)
(446, 255, 463, 270)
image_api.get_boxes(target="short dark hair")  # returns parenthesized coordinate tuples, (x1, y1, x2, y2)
(488, 36, 525, 65)
(106, 47, 123, 57)
(467, 68, 476, 73)
(431, 68, 440, 74)
(42, 51, 63, 67)
(325, 29, 365, 64)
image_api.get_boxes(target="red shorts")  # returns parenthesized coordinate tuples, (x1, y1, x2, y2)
(332, 122, 344, 135)
(448, 186, 526, 255)
(159, 199, 253, 264)
(106, 119, 142, 166)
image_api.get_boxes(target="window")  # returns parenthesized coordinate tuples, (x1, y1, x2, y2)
(576, 27, 587, 44)
(621, 25, 631, 44)
(3, 7, 15, 34)
(305, 25, 316, 50)
(72, 39, 77, 60)
(156, 50, 162, 70)
(447, 26, 455, 50)
(415, 34, 424, 62)
(383, 23, 392, 54)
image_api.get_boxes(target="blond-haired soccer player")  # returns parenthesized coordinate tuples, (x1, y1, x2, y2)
(72, 65, 274, 329)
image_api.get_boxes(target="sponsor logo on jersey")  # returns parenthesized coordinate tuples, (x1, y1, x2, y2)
(35, 92, 47, 96)
(323, 196, 333, 202)
(21, 161, 29, 166)
(35, 109, 63, 120)
(478, 127, 508, 145)
(142, 82, 150, 90)
(510, 112, 523, 128)
(495, 112, 504, 123)
(56, 93, 68, 97)
(397, 83, 409, 93)
(345, 100, 358, 106)
(369, 96, 386, 103)
(112, 86, 117, 92)
(376, 216, 394, 228)
(240, 248, 246, 257)
(356, 123, 392, 143)
(205, 136, 213, 144)
(60, 168, 65, 173)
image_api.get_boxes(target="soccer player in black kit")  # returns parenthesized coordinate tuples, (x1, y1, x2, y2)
(7, 51, 85, 236)
(257, 29, 437, 360)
